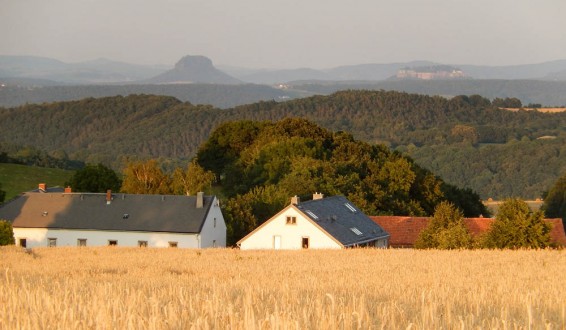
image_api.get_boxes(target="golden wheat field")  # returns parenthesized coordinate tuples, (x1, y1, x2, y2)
(1, 247, 565, 329)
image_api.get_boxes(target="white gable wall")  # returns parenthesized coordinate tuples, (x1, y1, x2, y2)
(13, 228, 200, 248)
(239, 206, 342, 250)
(199, 197, 227, 248)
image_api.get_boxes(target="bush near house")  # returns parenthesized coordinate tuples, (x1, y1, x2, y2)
(0, 220, 15, 245)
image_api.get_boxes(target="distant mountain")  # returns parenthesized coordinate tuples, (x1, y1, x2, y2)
(0, 83, 296, 109)
(0, 55, 168, 84)
(226, 60, 566, 84)
(326, 61, 438, 81)
(224, 61, 438, 84)
(145, 55, 241, 85)
(4, 54, 566, 86)
(545, 69, 566, 81)
(237, 68, 331, 84)
(460, 60, 566, 80)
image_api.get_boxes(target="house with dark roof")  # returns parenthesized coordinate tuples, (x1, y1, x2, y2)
(238, 194, 389, 250)
(370, 216, 566, 248)
(0, 185, 226, 248)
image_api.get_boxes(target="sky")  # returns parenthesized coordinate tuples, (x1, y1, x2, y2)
(1, 0, 565, 69)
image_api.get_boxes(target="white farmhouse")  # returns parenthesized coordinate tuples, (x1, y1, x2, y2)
(238, 194, 389, 250)
(0, 187, 226, 248)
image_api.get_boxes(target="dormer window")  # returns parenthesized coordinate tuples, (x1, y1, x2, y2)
(286, 216, 297, 225)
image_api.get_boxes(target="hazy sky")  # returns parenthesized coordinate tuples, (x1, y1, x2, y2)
(1, 0, 565, 69)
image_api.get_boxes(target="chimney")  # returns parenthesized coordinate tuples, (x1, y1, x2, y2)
(106, 190, 112, 204)
(291, 195, 300, 205)
(38, 183, 47, 192)
(196, 192, 204, 208)
(64, 186, 72, 194)
(313, 192, 324, 200)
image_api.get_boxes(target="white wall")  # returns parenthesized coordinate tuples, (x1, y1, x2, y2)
(239, 206, 342, 250)
(199, 197, 227, 248)
(13, 228, 200, 248)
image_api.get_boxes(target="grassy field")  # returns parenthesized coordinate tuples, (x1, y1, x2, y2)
(0, 163, 74, 201)
(1, 247, 564, 329)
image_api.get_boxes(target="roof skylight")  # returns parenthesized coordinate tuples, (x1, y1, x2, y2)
(350, 227, 363, 235)
(305, 210, 318, 219)
(344, 203, 357, 212)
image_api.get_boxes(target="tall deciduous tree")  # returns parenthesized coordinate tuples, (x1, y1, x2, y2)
(542, 172, 566, 228)
(482, 198, 552, 249)
(415, 201, 473, 249)
(66, 163, 121, 192)
(171, 160, 216, 196)
(121, 160, 171, 194)
(0, 220, 15, 245)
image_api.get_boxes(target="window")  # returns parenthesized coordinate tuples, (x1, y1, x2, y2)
(350, 227, 363, 235)
(19, 238, 27, 248)
(168, 241, 178, 248)
(302, 237, 310, 249)
(108, 240, 118, 246)
(212, 240, 217, 248)
(214, 217, 216, 228)
(138, 240, 148, 247)
(48, 238, 57, 247)
(77, 239, 87, 247)
(286, 216, 297, 225)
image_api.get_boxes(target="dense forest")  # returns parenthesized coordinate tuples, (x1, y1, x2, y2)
(1, 90, 565, 199)
(193, 118, 487, 244)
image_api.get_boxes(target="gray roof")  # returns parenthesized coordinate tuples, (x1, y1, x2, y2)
(297, 196, 389, 247)
(0, 192, 214, 234)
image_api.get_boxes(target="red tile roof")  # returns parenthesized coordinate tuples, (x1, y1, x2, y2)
(368, 216, 429, 248)
(370, 216, 566, 248)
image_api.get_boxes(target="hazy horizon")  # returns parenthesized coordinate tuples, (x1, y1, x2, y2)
(1, 0, 565, 70)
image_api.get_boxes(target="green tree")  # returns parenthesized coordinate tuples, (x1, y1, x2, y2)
(66, 163, 122, 193)
(0, 183, 6, 203)
(171, 160, 216, 196)
(0, 220, 15, 245)
(121, 160, 171, 194)
(482, 198, 552, 249)
(223, 185, 290, 245)
(542, 172, 566, 228)
(415, 201, 473, 249)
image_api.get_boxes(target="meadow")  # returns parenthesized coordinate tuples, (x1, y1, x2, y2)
(1, 247, 565, 329)
(0, 163, 73, 201)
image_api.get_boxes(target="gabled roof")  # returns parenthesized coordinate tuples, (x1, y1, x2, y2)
(0, 192, 214, 234)
(371, 216, 566, 247)
(297, 196, 389, 247)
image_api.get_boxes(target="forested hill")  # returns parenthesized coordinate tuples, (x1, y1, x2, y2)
(1, 90, 566, 199)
